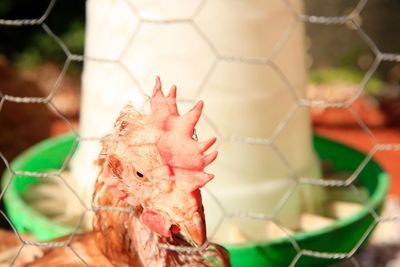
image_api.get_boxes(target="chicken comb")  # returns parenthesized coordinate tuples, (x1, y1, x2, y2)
(150, 76, 217, 192)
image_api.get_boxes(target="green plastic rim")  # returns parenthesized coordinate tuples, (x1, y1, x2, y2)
(1, 134, 389, 266)
(2, 135, 79, 240)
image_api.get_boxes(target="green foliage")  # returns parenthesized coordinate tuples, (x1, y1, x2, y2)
(337, 47, 365, 69)
(0, 1, 11, 15)
(0, 0, 85, 69)
(309, 67, 385, 95)
(62, 21, 85, 55)
(14, 48, 42, 69)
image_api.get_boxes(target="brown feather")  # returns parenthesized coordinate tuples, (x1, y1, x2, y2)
(22, 234, 114, 267)
(92, 179, 143, 267)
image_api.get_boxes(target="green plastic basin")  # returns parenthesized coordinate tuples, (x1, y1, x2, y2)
(1, 134, 388, 266)
(1, 135, 78, 240)
(226, 136, 388, 266)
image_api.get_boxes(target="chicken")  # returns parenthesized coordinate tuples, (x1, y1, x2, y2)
(0, 77, 230, 267)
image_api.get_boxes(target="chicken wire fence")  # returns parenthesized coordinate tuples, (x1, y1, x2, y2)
(0, 0, 400, 266)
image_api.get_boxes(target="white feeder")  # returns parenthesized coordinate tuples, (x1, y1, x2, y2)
(70, 0, 324, 242)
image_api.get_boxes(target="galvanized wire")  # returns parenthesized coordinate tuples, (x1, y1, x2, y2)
(0, 0, 399, 266)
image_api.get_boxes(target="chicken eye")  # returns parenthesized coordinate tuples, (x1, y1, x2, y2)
(133, 169, 149, 183)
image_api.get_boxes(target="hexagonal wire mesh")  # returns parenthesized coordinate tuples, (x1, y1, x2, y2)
(0, 0, 400, 266)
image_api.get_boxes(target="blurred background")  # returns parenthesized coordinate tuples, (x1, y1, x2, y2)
(0, 0, 399, 266)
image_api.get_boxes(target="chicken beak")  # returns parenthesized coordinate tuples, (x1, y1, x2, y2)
(178, 211, 207, 247)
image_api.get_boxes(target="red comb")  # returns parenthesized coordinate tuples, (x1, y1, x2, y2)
(150, 76, 217, 192)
